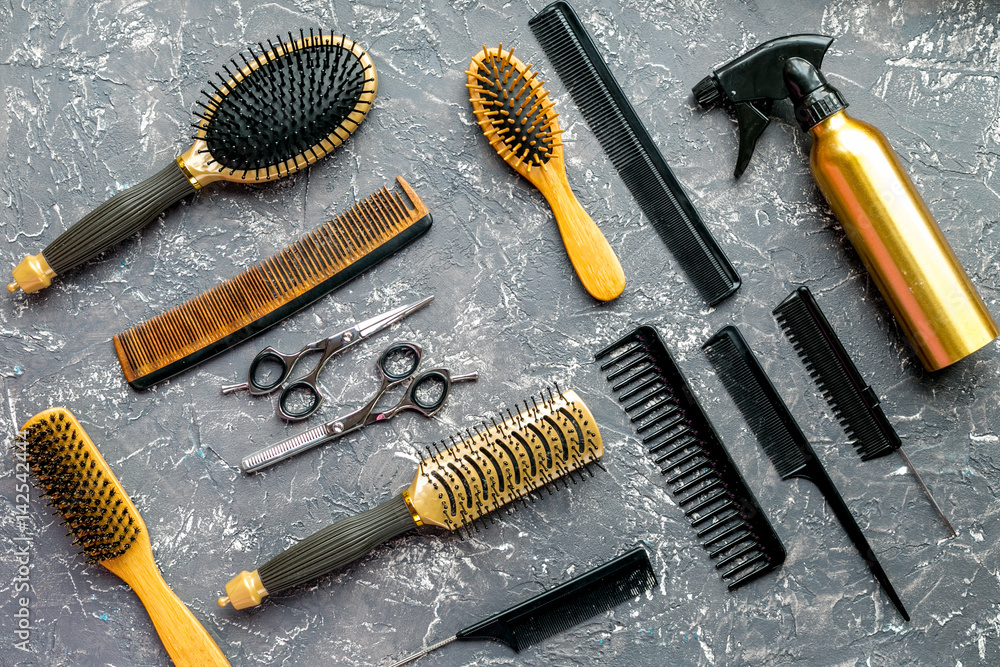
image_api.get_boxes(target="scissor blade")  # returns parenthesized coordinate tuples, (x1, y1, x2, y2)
(356, 296, 434, 339)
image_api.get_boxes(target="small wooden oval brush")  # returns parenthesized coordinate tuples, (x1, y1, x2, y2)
(19, 408, 230, 667)
(466, 44, 625, 301)
(218, 388, 603, 610)
(8, 29, 376, 295)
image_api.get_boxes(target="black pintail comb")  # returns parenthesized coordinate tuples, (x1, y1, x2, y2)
(595, 326, 785, 590)
(389, 546, 657, 665)
(773, 286, 955, 536)
(702, 325, 910, 621)
(529, 1, 740, 305)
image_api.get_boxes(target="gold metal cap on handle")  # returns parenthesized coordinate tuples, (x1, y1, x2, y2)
(217, 569, 268, 609)
(8, 253, 56, 294)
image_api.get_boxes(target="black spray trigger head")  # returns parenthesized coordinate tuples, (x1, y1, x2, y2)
(693, 34, 834, 178)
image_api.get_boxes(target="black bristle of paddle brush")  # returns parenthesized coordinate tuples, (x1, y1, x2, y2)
(456, 546, 657, 651)
(17, 411, 141, 564)
(773, 287, 901, 461)
(529, 2, 740, 305)
(702, 326, 810, 480)
(198, 30, 371, 174)
(596, 326, 786, 590)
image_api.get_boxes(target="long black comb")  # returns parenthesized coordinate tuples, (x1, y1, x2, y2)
(595, 326, 785, 590)
(773, 286, 955, 536)
(389, 546, 657, 665)
(529, 1, 740, 305)
(703, 325, 909, 621)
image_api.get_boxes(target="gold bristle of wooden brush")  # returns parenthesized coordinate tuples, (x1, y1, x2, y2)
(113, 175, 432, 389)
(219, 388, 603, 609)
(467, 44, 625, 302)
(18, 408, 230, 667)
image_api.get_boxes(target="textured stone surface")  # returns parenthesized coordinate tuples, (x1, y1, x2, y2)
(1, 1, 999, 665)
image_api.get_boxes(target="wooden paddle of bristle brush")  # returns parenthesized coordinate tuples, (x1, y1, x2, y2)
(18, 408, 230, 667)
(467, 44, 625, 301)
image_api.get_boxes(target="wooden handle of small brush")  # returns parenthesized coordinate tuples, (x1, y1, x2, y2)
(541, 173, 625, 301)
(125, 565, 231, 666)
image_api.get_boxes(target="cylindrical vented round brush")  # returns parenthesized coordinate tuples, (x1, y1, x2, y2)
(218, 388, 604, 610)
(18, 408, 231, 666)
(8, 29, 376, 295)
(466, 44, 625, 302)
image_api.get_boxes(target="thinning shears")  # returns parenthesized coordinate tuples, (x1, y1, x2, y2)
(240, 341, 478, 473)
(222, 296, 434, 421)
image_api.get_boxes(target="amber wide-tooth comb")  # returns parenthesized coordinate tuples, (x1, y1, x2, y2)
(466, 44, 625, 301)
(113, 175, 432, 389)
(18, 408, 230, 666)
(218, 387, 604, 609)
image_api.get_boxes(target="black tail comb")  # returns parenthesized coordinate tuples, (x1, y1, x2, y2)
(390, 546, 657, 665)
(529, 1, 740, 305)
(702, 325, 910, 621)
(773, 286, 955, 535)
(595, 326, 785, 590)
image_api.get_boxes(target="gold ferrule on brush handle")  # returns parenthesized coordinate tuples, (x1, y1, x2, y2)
(8, 253, 56, 294)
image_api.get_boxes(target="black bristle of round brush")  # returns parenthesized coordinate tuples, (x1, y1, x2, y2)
(472, 47, 556, 167)
(198, 29, 370, 175)
(19, 416, 140, 564)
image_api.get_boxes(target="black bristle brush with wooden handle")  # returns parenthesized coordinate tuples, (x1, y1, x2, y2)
(466, 44, 625, 302)
(218, 388, 604, 610)
(8, 29, 376, 295)
(18, 408, 231, 666)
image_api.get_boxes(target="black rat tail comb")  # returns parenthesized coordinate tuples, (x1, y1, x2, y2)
(595, 326, 785, 590)
(703, 325, 909, 621)
(773, 286, 955, 536)
(218, 387, 604, 610)
(389, 546, 656, 666)
(9, 29, 375, 295)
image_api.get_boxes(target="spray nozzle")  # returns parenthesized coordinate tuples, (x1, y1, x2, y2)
(693, 34, 845, 178)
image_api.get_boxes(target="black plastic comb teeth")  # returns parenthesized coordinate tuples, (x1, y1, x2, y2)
(702, 325, 910, 621)
(595, 326, 785, 590)
(529, 2, 741, 305)
(773, 286, 955, 535)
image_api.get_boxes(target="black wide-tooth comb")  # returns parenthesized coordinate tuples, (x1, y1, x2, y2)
(529, 1, 740, 305)
(773, 286, 955, 536)
(702, 325, 910, 621)
(595, 326, 785, 590)
(389, 546, 657, 666)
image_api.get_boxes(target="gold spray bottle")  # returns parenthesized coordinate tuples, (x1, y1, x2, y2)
(694, 34, 998, 371)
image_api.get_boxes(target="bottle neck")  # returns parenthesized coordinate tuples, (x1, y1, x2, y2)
(808, 108, 849, 138)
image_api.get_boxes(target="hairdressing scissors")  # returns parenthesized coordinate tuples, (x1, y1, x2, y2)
(241, 341, 478, 473)
(221, 296, 434, 421)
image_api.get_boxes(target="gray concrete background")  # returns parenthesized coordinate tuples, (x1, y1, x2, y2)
(1, 1, 998, 665)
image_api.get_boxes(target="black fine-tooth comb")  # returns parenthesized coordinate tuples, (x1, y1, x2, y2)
(595, 326, 785, 590)
(773, 286, 955, 536)
(529, 1, 740, 305)
(388, 546, 657, 666)
(702, 325, 910, 621)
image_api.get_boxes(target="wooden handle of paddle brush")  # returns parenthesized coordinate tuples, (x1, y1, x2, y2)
(106, 550, 231, 667)
(537, 168, 625, 301)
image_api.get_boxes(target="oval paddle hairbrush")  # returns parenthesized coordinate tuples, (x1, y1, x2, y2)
(466, 44, 625, 301)
(9, 29, 376, 295)
(18, 408, 230, 666)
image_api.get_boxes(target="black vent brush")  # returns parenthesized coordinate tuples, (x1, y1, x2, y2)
(773, 286, 955, 536)
(703, 325, 909, 621)
(388, 546, 657, 666)
(529, 1, 740, 305)
(595, 326, 785, 590)
(9, 29, 376, 295)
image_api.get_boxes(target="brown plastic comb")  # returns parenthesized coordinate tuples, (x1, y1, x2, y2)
(18, 408, 230, 666)
(218, 387, 604, 610)
(113, 176, 432, 389)
(466, 44, 625, 301)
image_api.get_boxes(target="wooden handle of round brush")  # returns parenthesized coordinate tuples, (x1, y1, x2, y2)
(538, 169, 625, 301)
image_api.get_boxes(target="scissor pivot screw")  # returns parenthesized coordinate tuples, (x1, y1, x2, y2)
(333, 422, 345, 434)
(343, 332, 354, 342)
